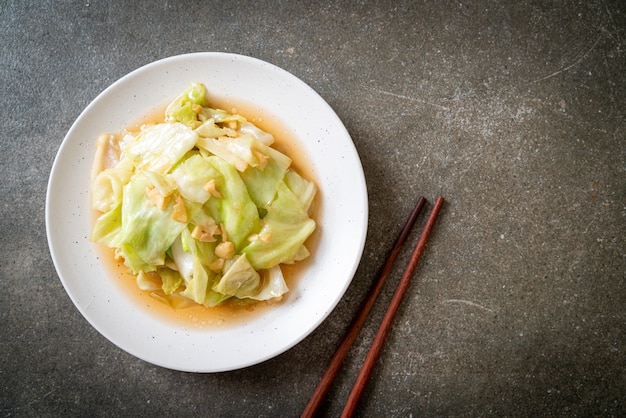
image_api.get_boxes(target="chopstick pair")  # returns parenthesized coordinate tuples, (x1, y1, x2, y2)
(301, 195, 444, 418)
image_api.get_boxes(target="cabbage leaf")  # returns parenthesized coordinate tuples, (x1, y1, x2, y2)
(243, 181, 316, 270)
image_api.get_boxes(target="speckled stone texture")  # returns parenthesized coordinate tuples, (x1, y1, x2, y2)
(1, 1, 624, 416)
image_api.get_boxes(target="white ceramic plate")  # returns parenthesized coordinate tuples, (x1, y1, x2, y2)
(46, 52, 368, 372)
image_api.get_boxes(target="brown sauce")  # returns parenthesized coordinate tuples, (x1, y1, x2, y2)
(94, 94, 321, 329)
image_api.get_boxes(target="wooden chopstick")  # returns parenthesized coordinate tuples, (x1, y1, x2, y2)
(341, 196, 444, 417)
(301, 196, 427, 418)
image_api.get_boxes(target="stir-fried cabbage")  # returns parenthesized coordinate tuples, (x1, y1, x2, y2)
(91, 82, 316, 307)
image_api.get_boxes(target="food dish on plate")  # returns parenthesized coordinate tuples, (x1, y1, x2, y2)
(46, 53, 367, 372)
(90, 82, 317, 309)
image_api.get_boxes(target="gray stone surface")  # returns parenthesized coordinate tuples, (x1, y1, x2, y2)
(1, 1, 625, 416)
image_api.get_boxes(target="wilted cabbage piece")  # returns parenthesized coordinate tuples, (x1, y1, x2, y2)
(90, 82, 317, 308)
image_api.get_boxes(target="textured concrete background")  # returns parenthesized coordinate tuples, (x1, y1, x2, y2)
(1, 1, 625, 416)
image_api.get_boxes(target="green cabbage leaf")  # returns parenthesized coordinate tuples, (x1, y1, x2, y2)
(243, 181, 316, 270)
